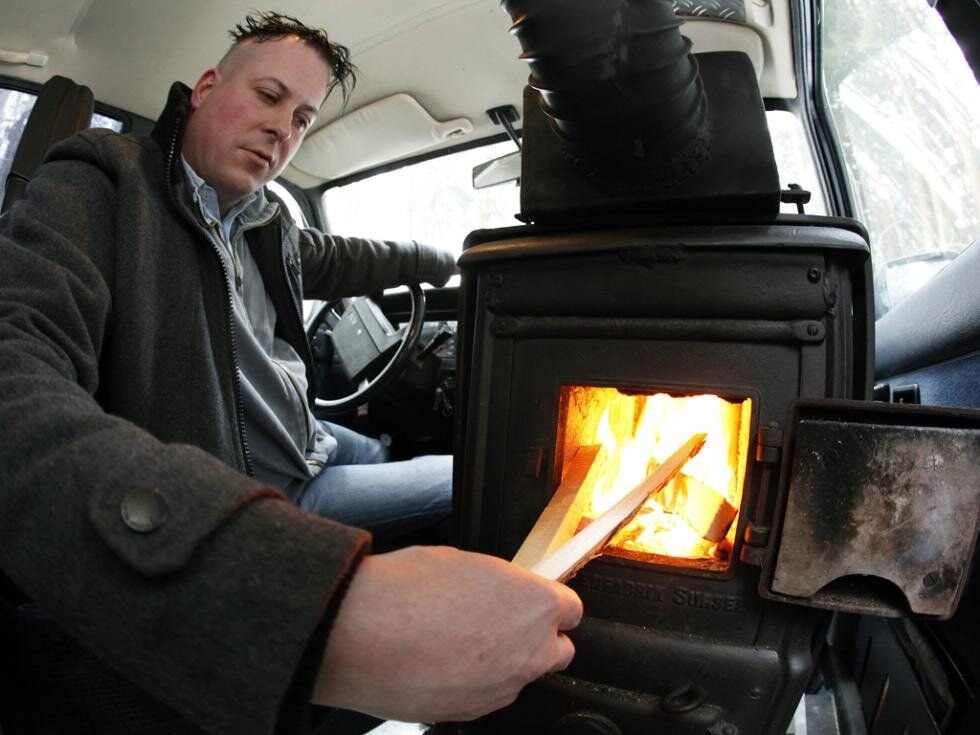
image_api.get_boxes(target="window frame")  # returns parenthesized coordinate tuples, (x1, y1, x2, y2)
(794, 0, 856, 218)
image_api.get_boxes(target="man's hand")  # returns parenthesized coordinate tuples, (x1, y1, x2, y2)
(311, 545, 583, 722)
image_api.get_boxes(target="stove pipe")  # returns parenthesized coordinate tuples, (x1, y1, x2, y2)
(500, 0, 781, 222)
(501, 0, 710, 184)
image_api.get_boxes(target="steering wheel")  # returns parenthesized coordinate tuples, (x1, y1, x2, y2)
(311, 283, 426, 415)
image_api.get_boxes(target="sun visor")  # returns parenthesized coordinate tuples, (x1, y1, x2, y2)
(291, 93, 473, 183)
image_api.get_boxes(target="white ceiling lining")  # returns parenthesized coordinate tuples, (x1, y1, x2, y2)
(288, 15, 784, 187)
(0, 0, 798, 189)
(0, 0, 94, 40)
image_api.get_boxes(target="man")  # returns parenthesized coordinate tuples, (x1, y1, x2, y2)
(178, 13, 452, 543)
(0, 12, 582, 735)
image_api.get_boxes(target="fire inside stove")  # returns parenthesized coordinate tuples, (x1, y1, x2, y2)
(557, 387, 752, 570)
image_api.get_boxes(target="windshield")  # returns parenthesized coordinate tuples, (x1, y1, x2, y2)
(321, 108, 829, 260)
(322, 139, 520, 263)
(821, 0, 980, 318)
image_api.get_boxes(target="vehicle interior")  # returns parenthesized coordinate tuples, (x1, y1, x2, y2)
(1, 1, 978, 734)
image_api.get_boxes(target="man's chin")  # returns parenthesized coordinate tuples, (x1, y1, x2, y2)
(246, 167, 281, 192)
(243, 168, 278, 191)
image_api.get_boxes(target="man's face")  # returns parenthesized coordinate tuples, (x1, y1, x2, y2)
(181, 36, 331, 213)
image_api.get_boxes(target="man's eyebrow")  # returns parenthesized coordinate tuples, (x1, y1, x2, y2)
(256, 77, 320, 115)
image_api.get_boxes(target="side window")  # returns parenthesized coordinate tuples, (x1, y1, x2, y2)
(267, 179, 308, 228)
(0, 87, 37, 203)
(767, 109, 827, 215)
(91, 112, 124, 132)
(0, 85, 124, 205)
(821, 0, 980, 318)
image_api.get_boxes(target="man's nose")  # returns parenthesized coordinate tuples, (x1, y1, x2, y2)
(265, 110, 293, 141)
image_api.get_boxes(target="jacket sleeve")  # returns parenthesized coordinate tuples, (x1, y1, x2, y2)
(298, 227, 457, 300)
(0, 136, 371, 735)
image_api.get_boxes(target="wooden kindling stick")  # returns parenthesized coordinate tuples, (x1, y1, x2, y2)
(520, 432, 707, 583)
(511, 443, 604, 571)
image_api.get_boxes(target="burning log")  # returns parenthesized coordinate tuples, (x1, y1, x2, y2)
(660, 473, 738, 542)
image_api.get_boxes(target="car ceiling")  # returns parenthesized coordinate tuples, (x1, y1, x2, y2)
(0, 0, 796, 187)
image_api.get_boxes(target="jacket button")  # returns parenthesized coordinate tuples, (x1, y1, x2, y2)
(120, 487, 168, 533)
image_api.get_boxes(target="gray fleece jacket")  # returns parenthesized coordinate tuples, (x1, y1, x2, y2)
(0, 82, 455, 733)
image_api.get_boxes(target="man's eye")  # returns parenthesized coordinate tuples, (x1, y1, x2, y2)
(295, 117, 310, 132)
(258, 90, 277, 103)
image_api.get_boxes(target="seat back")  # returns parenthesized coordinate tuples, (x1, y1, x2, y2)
(1, 75, 94, 215)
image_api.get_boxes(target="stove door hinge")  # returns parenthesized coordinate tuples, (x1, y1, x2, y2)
(755, 423, 783, 465)
(741, 423, 784, 566)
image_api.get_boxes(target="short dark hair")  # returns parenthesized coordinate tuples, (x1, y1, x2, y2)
(227, 11, 357, 104)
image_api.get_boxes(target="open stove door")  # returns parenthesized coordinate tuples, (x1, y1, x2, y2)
(759, 399, 980, 619)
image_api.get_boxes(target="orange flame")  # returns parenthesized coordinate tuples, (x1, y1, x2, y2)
(562, 388, 751, 566)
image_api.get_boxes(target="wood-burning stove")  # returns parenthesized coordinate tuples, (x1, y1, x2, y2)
(446, 220, 869, 734)
(446, 222, 980, 734)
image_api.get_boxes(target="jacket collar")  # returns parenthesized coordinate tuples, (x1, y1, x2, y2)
(151, 83, 196, 222)
(151, 82, 192, 155)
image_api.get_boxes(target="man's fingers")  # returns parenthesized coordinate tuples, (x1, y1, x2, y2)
(547, 632, 576, 673)
(553, 584, 584, 631)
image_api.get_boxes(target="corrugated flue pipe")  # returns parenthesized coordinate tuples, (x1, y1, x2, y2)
(501, 0, 710, 186)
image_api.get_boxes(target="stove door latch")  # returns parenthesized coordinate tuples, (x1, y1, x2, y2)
(741, 423, 784, 566)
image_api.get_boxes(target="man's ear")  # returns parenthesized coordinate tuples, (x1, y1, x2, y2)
(189, 68, 221, 110)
